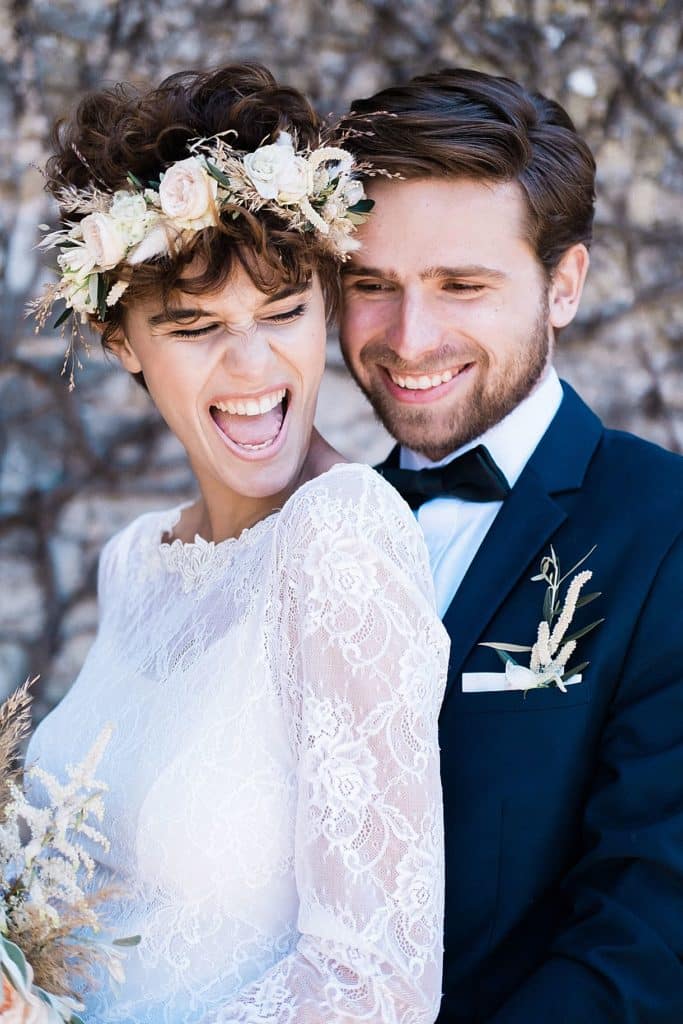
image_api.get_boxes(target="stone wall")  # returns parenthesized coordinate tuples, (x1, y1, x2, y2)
(1, 0, 682, 716)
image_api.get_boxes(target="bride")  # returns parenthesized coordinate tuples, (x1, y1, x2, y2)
(27, 63, 449, 1024)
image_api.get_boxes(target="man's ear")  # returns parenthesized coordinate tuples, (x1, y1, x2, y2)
(548, 244, 590, 329)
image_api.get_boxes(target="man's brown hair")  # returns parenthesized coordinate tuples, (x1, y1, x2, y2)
(338, 68, 596, 276)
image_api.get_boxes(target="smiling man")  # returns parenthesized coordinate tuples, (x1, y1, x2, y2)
(338, 69, 683, 1023)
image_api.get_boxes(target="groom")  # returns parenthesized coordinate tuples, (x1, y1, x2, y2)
(337, 70, 683, 1022)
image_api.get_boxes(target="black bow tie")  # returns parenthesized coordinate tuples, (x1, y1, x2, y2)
(376, 445, 511, 510)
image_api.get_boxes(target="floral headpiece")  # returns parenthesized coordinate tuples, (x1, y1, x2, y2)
(32, 130, 373, 331)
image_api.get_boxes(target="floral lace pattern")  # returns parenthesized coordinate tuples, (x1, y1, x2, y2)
(27, 463, 449, 1024)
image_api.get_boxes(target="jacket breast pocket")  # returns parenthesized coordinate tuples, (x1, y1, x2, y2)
(451, 673, 593, 714)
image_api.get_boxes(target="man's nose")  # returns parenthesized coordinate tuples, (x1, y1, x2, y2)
(387, 293, 441, 364)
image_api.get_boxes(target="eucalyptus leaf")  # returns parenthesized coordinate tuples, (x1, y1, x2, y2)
(480, 642, 533, 652)
(0, 934, 30, 991)
(53, 307, 72, 329)
(205, 161, 234, 189)
(563, 617, 605, 644)
(542, 587, 555, 623)
(348, 198, 374, 214)
(575, 591, 601, 609)
(562, 660, 589, 681)
(97, 276, 108, 322)
(495, 649, 518, 667)
(126, 171, 144, 190)
(559, 544, 597, 584)
(113, 934, 141, 947)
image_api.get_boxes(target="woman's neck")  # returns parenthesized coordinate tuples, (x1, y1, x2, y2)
(173, 430, 346, 545)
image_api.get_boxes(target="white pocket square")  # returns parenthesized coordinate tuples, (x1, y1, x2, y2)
(462, 671, 583, 693)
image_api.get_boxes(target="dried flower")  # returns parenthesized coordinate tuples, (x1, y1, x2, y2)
(480, 546, 604, 694)
(0, 681, 139, 1022)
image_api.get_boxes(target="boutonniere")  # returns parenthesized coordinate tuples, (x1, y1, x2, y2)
(480, 546, 604, 693)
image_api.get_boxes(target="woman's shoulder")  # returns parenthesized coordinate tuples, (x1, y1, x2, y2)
(280, 461, 414, 532)
(97, 503, 189, 585)
(275, 462, 434, 593)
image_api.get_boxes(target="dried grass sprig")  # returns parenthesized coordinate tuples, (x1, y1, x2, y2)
(0, 681, 138, 1022)
(0, 677, 36, 809)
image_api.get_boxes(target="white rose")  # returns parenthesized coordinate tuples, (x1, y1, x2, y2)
(158, 157, 218, 228)
(62, 274, 96, 315)
(110, 190, 147, 223)
(81, 212, 127, 270)
(109, 191, 150, 245)
(57, 244, 95, 282)
(244, 132, 311, 203)
(343, 179, 365, 207)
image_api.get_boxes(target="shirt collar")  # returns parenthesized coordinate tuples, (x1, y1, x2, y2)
(400, 367, 563, 488)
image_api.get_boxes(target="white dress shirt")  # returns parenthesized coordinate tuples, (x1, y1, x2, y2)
(400, 369, 564, 617)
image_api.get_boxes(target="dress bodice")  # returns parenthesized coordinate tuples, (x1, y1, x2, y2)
(27, 463, 449, 1024)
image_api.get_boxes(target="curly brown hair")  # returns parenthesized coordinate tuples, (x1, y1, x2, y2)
(45, 62, 341, 360)
(337, 67, 596, 277)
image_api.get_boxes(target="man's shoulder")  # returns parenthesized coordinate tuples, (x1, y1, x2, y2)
(595, 424, 683, 503)
(556, 382, 683, 507)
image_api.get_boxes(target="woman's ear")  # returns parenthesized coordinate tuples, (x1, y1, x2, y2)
(88, 317, 142, 374)
(549, 244, 590, 330)
(114, 335, 143, 375)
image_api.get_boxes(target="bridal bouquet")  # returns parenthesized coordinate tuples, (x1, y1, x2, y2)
(0, 679, 136, 1023)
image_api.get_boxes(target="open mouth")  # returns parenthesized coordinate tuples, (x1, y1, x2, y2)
(210, 387, 290, 455)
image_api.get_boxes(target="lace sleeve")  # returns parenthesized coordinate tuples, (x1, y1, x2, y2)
(212, 465, 449, 1024)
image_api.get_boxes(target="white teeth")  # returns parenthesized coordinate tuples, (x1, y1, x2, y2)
(214, 387, 286, 416)
(389, 369, 459, 390)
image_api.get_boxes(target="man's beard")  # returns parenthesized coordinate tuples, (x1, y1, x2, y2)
(341, 296, 551, 462)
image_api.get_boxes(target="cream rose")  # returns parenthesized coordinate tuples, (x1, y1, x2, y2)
(81, 212, 127, 270)
(0, 975, 50, 1024)
(158, 157, 218, 228)
(343, 179, 365, 207)
(244, 132, 311, 203)
(109, 191, 150, 246)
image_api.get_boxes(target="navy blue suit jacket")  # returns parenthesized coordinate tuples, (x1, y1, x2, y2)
(386, 383, 683, 1023)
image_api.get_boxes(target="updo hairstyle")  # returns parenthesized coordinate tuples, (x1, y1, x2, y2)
(45, 63, 340, 356)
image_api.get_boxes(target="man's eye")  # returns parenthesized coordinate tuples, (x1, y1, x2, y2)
(350, 281, 393, 293)
(442, 282, 486, 293)
(264, 303, 308, 323)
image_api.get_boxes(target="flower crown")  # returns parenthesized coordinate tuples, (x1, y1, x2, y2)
(32, 130, 373, 330)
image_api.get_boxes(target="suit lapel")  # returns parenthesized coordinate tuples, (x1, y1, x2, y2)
(440, 383, 604, 706)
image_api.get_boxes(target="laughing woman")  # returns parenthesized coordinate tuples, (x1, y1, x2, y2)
(26, 64, 449, 1024)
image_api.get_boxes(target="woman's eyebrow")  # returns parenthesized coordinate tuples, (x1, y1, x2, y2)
(148, 307, 212, 327)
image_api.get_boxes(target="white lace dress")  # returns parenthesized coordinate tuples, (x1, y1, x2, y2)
(27, 463, 449, 1024)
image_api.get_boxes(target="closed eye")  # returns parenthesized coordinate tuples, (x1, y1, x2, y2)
(442, 281, 487, 293)
(347, 280, 395, 293)
(171, 323, 221, 339)
(263, 302, 308, 323)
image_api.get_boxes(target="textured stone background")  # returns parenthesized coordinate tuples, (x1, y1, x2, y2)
(1, 0, 682, 717)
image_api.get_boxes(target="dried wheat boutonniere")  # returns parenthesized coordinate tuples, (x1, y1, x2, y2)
(480, 546, 604, 694)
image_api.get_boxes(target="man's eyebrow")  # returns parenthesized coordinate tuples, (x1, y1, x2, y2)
(340, 265, 401, 281)
(341, 264, 508, 282)
(147, 283, 311, 326)
(421, 265, 509, 282)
